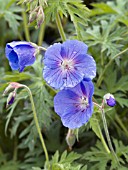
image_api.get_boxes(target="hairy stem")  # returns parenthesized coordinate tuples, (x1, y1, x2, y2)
(97, 122, 110, 154)
(97, 48, 128, 87)
(22, 85, 49, 162)
(93, 102, 120, 164)
(22, 5, 30, 42)
(101, 108, 120, 165)
(38, 21, 46, 46)
(93, 102, 110, 153)
(56, 13, 66, 42)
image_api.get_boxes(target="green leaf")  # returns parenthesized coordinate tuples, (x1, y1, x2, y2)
(90, 0, 128, 26)
(0, 0, 22, 33)
(83, 19, 124, 57)
(89, 112, 102, 139)
(50, 150, 82, 170)
(0, 160, 20, 170)
(45, 0, 90, 38)
(84, 138, 128, 170)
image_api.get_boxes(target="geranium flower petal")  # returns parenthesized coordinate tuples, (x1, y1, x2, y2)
(44, 43, 63, 62)
(54, 89, 80, 116)
(62, 40, 88, 60)
(54, 79, 94, 129)
(83, 54, 96, 79)
(61, 106, 93, 129)
(63, 70, 84, 88)
(13, 45, 36, 72)
(43, 66, 64, 89)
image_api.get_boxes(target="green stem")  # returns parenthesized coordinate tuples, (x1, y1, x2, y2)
(93, 103, 110, 153)
(38, 21, 46, 46)
(22, 85, 49, 162)
(97, 122, 110, 154)
(13, 137, 18, 161)
(101, 108, 120, 165)
(97, 48, 128, 87)
(56, 13, 66, 42)
(22, 5, 30, 41)
(100, 50, 104, 66)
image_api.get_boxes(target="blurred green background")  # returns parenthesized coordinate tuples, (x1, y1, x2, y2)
(0, 0, 128, 169)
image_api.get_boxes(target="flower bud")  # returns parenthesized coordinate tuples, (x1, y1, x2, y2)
(37, 6, 45, 28)
(6, 91, 16, 108)
(103, 93, 116, 107)
(3, 82, 21, 96)
(29, 11, 38, 23)
(66, 129, 76, 150)
(29, 7, 39, 24)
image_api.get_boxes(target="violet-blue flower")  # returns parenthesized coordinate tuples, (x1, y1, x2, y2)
(43, 40, 96, 89)
(5, 41, 37, 72)
(54, 78, 94, 129)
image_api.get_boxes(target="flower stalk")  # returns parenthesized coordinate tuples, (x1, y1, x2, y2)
(3, 83, 50, 168)
(55, 13, 66, 42)
(97, 122, 110, 154)
(22, 5, 30, 41)
(22, 85, 49, 162)
(93, 102, 120, 165)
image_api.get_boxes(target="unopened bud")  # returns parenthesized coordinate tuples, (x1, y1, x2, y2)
(6, 91, 16, 108)
(29, 7, 39, 23)
(3, 82, 21, 96)
(37, 6, 45, 28)
(103, 93, 116, 107)
(66, 129, 76, 150)
(29, 11, 37, 23)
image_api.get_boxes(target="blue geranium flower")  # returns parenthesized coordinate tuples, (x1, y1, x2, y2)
(43, 40, 96, 89)
(54, 78, 94, 129)
(5, 41, 37, 72)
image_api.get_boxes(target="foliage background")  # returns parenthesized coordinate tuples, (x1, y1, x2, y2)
(0, 0, 128, 169)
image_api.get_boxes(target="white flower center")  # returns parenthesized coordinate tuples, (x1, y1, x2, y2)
(80, 96, 89, 109)
(61, 59, 74, 71)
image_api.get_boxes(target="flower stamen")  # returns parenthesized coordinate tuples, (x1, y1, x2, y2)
(61, 59, 74, 71)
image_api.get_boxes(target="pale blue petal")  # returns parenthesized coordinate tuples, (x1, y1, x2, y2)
(61, 40, 88, 60)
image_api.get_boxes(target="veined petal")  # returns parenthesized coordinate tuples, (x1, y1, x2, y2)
(62, 40, 88, 60)
(9, 62, 19, 70)
(5, 41, 36, 72)
(43, 57, 60, 69)
(54, 79, 94, 129)
(43, 66, 64, 89)
(54, 89, 80, 116)
(83, 54, 96, 79)
(61, 105, 93, 129)
(13, 45, 36, 71)
(44, 43, 63, 62)
(63, 69, 84, 88)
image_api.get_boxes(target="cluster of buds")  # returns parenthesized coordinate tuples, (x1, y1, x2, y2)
(3, 82, 23, 108)
(29, 6, 45, 28)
